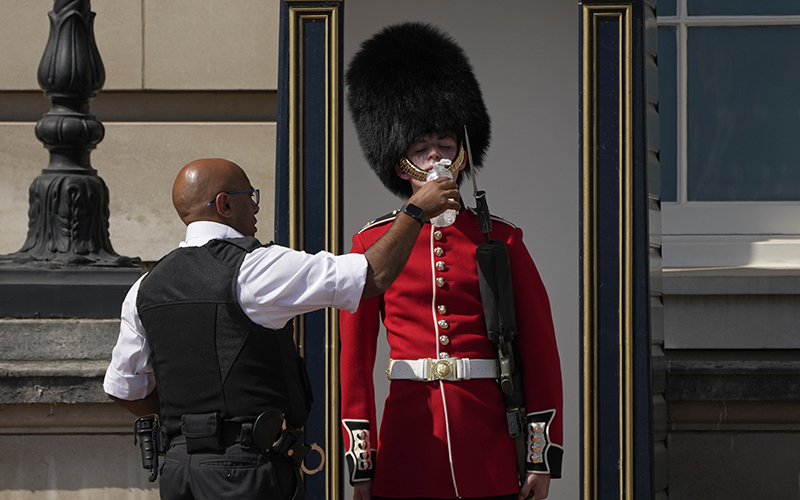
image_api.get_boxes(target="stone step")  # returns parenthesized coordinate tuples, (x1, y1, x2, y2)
(0, 319, 119, 360)
(0, 359, 110, 404)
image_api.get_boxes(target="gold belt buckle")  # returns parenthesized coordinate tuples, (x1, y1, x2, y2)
(428, 358, 460, 381)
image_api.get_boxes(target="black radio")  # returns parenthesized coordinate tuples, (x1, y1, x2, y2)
(134, 414, 167, 482)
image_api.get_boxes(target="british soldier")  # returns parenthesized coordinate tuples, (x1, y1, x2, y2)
(340, 22, 564, 500)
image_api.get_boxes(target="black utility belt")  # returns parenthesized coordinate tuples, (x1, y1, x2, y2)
(175, 410, 322, 473)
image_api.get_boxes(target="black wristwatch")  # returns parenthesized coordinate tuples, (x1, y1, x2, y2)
(400, 203, 427, 225)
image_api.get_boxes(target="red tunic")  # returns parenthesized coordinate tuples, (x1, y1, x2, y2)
(340, 209, 563, 498)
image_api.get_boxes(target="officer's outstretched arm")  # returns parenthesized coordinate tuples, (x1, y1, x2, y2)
(361, 178, 460, 298)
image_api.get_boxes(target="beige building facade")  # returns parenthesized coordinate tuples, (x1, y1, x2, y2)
(1, 0, 280, 263)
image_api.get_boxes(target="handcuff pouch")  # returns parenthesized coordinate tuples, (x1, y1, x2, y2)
(181, 412, 223, 453)
(252, 408, 285, 453)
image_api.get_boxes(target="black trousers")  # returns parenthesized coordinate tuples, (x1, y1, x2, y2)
(159, 443, 305, 500)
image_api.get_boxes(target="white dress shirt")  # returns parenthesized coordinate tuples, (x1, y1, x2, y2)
(103, 221, 368, 400)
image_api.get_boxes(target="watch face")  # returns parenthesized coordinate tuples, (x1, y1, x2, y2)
(403, 204, 425, 222)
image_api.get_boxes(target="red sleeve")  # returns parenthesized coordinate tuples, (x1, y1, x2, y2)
(339, 230, 382, 483)
(506, 227, 564, 476)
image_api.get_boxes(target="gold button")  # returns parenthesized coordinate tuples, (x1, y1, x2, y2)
(357, 441, 367, 450)
(438, 304, 447, 314)
(439, 335, 450, 346)
(531, 436, 542, 443)
(531, 445, 542, 453)
(359, 459, 372, 470)
(438, 319, 449, 329)
(434, 247, 444, 257)
(359, 451, 370, 459)
(439, 352, 450, 359)
(356, 430, 366, 440)
(434, 230, 443, 240)
(531, 456, 543, 464)
(530, 423, 543, 433)
(436, 261, 446, 271)
(436, 277, 445, 287)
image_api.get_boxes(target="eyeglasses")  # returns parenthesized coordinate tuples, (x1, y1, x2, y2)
(207, 188, 260, 207)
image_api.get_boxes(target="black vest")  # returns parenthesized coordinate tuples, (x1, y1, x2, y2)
(137, 237, 312, 437)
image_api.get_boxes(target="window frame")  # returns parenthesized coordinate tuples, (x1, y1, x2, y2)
(658, 0, 800, 267)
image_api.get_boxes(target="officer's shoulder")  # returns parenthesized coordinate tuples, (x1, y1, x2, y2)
(357, 211, 398, 234)
(466, 207, 518, 229)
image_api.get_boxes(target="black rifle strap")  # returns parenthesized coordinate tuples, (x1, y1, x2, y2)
(476, 239, 527, 483)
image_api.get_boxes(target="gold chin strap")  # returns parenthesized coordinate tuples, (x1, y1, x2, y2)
(399, 143, 466, 181)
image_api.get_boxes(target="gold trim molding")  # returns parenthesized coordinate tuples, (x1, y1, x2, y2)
(286, 4, 342, 498)
(581, 4, 634, 500)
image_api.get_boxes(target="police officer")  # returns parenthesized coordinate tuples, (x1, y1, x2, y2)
(340, 23, 564, 500)
(104, 157, 460, 500)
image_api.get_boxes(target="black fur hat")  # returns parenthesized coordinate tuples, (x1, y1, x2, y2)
(346, 22, 491, 199)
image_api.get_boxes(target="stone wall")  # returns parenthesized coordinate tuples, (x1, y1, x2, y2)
(0, 319, 158, 498)
(663, 269, 800, 500)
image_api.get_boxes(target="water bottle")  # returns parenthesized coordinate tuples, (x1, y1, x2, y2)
(426, 159, 457, 227)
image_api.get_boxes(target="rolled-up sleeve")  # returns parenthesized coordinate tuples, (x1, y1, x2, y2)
(103, 277, 156, 400)
(238, 245, 368, 330)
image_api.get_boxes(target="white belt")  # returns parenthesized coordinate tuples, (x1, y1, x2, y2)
(387, 358, 498, 382)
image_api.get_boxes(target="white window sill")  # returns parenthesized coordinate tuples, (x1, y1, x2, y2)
(661, 202, 800, 268)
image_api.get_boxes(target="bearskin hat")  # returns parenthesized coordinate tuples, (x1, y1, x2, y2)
(346, 22, 491, 199)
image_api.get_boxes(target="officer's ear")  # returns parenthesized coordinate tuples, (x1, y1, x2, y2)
(213, 193, 235, 220)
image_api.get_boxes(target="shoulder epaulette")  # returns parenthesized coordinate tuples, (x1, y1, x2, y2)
(466, 206, 517, 229)
(358, 211, 398, 233)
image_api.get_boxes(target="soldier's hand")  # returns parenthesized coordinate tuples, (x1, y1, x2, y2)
(519, 472, 550, 500)
(353, 480, 373, 500)
(406, 178, 461, 221)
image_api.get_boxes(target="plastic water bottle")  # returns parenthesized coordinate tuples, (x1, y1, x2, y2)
(426, 159, 457, 227)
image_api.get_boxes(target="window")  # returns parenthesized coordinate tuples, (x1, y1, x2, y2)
(657, 0, 800, 267)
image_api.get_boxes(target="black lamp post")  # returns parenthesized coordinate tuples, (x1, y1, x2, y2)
(0, 0, 140, 318)
(2, 0, 138, 267)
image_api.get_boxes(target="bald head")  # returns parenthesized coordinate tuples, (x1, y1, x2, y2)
(172, 158, 251, 226)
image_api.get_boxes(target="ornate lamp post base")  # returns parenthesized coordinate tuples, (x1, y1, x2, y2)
(1, 170, 141, 268)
